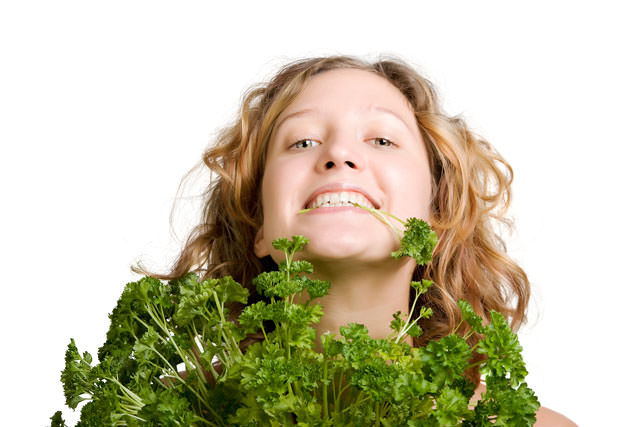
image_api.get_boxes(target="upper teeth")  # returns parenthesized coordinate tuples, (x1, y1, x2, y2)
(308, 191, 375, 209)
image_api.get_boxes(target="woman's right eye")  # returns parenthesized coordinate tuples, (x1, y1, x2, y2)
(291, 139, 319, 149)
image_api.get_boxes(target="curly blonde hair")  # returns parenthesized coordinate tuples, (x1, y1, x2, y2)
(133, 55, 530, 383)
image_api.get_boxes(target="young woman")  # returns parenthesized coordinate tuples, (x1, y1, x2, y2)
(136, 55, 575, 426)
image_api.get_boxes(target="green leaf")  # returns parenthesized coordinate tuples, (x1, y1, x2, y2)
(288, 260, 314, 274)
(50, 411, 67, 427)
(477, 311, 528, 384)
(406, 322, 424, 338)
(138, 387, 196, 426)
(458, 300, 485, 333)
(433, 387, 474, 426)
(305, 278, 330, 300)
(290, 235, 309, 253)
(271, 237, 292, 252)
(391, 217, 438, 265)
(252, 271, 286, 298)
(271, 235, 309, 255)
(216, 276, 250, 304)
(419, 306, 433, 319)
(411, 279, 434, 295)
(132, 327, 161, 360)
(390, 311, 406, 334)
(173, 277, 219, 326)
(321, 332, 343, 358)
(340, 323, 370, 341)
(478, 376, 540, 426)
(417, 335, 472, 389)
(238, 301, 269, 334)
(61, 339, 94, 409)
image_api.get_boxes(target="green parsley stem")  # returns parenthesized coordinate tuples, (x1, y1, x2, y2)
(192, 415, 219, 427)
(351, 203, 403, 237)
(396, 317, 422, 344)
(323, 358, 329, 420)
(212, 292, 242, 359)
(260, 323, 270, 345)
(139, 306, 193, 367)
(395, 292, 421, 344)
(144, 349, 218, 418)
(132, 312, 221, 419)
(452, 319, 464, 336)
(109, 377, 144, 409)
(298, 203, 406, 238)
(122, 413, 147, 423)
(467, 360, 483, 370)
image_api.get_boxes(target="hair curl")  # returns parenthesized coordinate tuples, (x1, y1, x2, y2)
(133, 55, 530, 385)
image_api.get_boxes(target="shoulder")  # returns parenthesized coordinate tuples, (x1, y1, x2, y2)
(534, 406, 577, 427)
(472, 384, 577, 427)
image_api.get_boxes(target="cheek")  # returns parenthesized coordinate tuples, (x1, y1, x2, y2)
(389, 159, 432, 215)
(261, 157, 288, 204)
(259, 162, 296, 236)
(259, 165, 279, 227)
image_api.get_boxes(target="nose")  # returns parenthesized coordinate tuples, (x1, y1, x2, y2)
(317, 135, 362, 172)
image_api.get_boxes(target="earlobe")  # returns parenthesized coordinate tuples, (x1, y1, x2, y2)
(254, 226, 269, 258)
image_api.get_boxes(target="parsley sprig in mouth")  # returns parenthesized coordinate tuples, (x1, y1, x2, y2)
(300, 202, 437, 266)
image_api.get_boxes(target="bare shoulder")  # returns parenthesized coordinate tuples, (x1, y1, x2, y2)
(534, 406, 577, 426)
(472, 384, 577, 427)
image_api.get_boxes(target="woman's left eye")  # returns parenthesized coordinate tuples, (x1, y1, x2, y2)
(371, 137, 395, 147)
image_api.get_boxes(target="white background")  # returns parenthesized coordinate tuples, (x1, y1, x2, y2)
(1, 1, 638, 425)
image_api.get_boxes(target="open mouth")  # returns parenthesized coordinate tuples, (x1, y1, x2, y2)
(305, 191, 377, 210)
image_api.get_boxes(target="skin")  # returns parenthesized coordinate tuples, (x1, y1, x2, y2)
(254, 68, 576, 426)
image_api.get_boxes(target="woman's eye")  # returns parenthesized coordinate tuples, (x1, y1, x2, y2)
(372, 137, 394, 147)
(291, 139, 319, 149)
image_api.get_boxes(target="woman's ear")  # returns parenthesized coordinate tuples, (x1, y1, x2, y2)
(254, 226, 269, 258)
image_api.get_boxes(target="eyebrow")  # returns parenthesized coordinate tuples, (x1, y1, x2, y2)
(273, 105, 414, 134)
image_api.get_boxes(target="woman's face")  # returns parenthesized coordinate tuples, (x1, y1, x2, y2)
(255, 68, 432, 265)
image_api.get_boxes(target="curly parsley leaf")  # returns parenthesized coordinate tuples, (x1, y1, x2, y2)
(391, 217, 438, 265)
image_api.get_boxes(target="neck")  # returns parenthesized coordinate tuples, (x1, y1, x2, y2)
(302, 257, 416, 349)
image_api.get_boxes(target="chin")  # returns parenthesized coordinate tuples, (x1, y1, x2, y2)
(302, 232, 395, 263)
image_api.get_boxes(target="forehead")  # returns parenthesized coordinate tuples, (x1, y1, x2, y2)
(275, 68, 416, 129)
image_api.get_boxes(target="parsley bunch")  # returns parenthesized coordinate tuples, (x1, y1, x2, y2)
(54, 215, 539, 426)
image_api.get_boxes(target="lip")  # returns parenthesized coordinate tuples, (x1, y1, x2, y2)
(303, 183, 380, 210)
